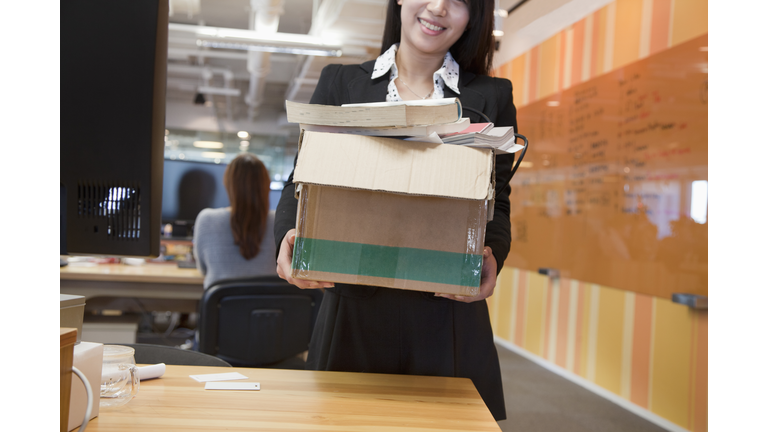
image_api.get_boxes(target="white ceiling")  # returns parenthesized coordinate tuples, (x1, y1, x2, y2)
(165, 0, 387, 138)
(164, 0, 528, 139)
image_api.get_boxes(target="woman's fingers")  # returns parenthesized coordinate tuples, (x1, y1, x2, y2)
(435, 247, 496, 303)
(276, 229, 334, 289)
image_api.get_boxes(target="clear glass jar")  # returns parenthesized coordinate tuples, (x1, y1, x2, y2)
(100, 345, 140, 408)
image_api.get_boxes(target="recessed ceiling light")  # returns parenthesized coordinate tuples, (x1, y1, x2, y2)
(193, 141, 224, 149)
(237, 131, 250, 139)
(547, 101, 560, 107)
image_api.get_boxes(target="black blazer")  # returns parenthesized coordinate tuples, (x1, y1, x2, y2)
(275, 60, 518, 269)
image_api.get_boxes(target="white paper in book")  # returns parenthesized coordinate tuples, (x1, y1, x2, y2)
(341, 98, 459, 108)
(299, 118, 470, 137)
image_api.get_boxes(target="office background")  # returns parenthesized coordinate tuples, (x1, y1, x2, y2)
(40, 0, 717, 430)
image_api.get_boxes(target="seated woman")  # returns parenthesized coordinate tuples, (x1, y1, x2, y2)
(193, 153, 277, 289)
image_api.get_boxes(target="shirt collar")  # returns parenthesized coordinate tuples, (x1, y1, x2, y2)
(372, 44, 461, 95)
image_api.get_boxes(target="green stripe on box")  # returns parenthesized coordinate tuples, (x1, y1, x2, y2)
(292, 237, 482, 287)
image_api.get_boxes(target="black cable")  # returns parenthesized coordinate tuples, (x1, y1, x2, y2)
(461, 106, 529, 196)
(462, 106, 492, 123)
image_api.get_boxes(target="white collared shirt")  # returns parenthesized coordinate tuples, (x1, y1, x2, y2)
(372, 44, 461, 102)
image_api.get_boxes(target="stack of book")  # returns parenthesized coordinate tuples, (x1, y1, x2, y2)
(285, 98, 523, 154)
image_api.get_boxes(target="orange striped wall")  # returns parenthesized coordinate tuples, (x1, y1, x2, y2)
(488, 272, 708, 431)
(490, 0, 707, 430)
(497, 0, 708, 108)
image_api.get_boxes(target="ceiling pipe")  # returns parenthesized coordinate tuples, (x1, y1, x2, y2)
(285, 0, 369, 103)
(245, 0, 284, 121)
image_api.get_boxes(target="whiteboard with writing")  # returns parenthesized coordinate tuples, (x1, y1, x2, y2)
(507, 34, 707, 298)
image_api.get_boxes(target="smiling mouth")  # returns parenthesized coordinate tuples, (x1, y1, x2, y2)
(419, 18, 445, 32)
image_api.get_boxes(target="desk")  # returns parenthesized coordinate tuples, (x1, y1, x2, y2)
(60, 263, 204, 313)
(87, 365, 500, 431)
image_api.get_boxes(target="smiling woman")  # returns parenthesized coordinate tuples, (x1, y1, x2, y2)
(273, 0, 518, 423)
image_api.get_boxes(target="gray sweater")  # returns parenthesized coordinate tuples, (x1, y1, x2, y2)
(193, 207, 278, 289)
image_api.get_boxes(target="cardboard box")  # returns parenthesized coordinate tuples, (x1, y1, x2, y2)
(291, 131, 495, 296)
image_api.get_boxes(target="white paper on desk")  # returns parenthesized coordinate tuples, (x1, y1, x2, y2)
(190, 372, 248, 382)
(205, 382, 261, 391)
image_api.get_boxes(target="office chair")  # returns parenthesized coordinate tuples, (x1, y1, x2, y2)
(121, 343, 232, 367)
(198, 276, 324, 369)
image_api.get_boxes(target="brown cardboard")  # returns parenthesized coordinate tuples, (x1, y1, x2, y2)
(291, 131, 494, 296)
(294, 131, 493, 200)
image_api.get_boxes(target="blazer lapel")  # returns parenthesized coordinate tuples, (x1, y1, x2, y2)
(347, 60, 389, 104)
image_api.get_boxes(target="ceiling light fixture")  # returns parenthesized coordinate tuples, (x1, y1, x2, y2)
(196, 40, 342, 57)
(170, 23, 343, 57)
(193, 141, 224, 149)
(237, 131, 250, 139)
(197, 86, 241, 96)
(194, 92, 206, 105)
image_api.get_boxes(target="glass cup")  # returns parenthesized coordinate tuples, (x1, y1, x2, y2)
(100, 345, 140, 408)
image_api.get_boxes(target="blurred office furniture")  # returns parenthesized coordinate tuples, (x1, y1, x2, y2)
(60, 262, 204, 314)
(198, 276, 324, 369)
(61, 261, 204, 346)
(122, 343, 232, 367)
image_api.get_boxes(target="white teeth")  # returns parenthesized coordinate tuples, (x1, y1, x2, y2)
(419, 18, 445, 31)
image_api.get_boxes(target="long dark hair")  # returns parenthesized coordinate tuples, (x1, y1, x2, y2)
(380, 0, 496, 76)
(223, 153, 270, 260)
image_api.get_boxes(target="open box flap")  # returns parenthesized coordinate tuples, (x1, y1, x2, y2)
(294, 131, 494, 201)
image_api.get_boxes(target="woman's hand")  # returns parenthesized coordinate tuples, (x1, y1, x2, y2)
(436, 247, 497, 303)
(276, 229, 335, 289)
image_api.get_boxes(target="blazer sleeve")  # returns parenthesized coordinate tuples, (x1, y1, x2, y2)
(274, 64, 344, 257)
(483, 78, 517, 272)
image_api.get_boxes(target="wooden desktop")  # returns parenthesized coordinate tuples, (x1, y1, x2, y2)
(85, 364, 501, 431)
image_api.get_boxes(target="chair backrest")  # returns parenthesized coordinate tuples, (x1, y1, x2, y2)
(121, 343, 232, 367)
(198, 276, 324, 368)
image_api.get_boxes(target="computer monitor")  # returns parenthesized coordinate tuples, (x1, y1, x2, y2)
(60, 0, 168, 257)
(162, 159, 230, 236)
(161, 158, 284, 237)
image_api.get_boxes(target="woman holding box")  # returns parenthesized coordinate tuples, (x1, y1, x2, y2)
(275, 0, 517, 420)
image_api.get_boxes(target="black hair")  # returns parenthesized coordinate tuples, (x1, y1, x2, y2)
(380, 0, 496, 76)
